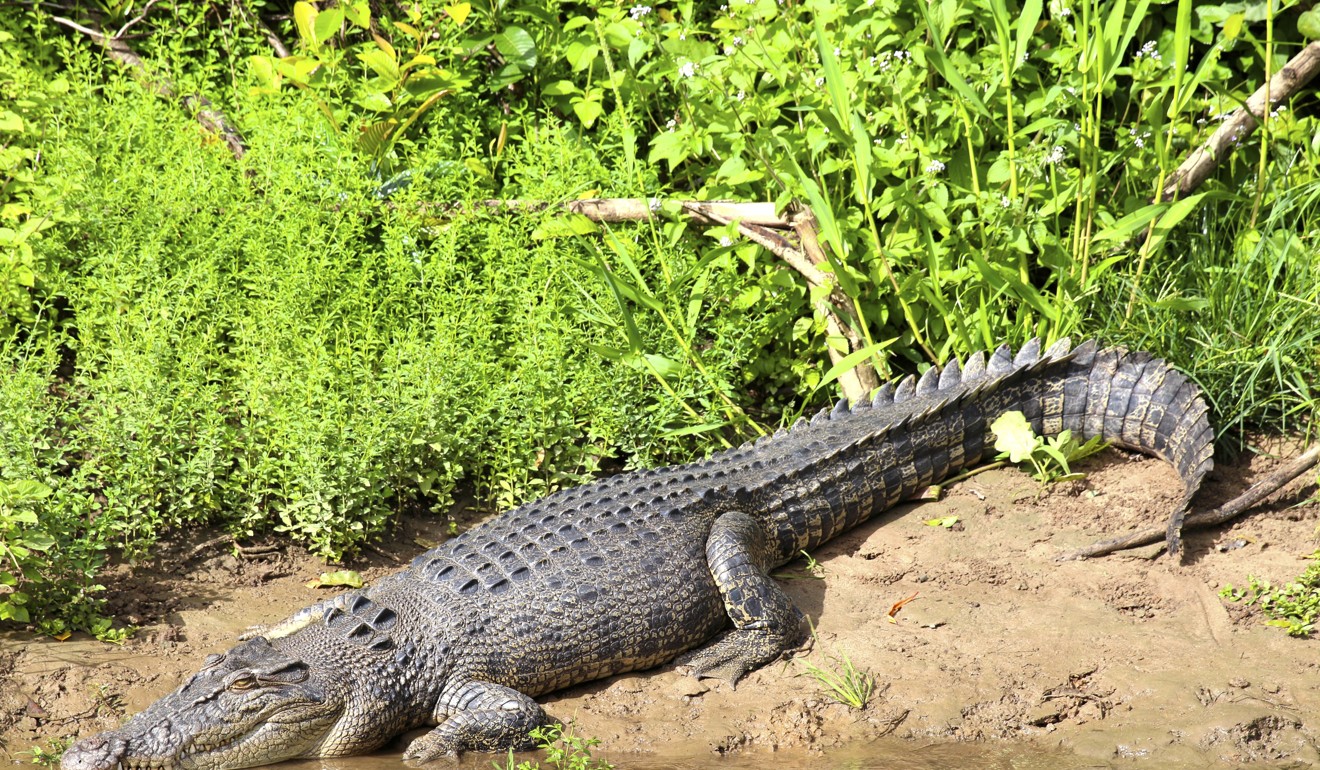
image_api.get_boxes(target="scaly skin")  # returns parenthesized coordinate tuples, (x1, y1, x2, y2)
(60, 338, 1214, 770)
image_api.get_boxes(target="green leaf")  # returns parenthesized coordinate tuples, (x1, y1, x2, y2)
(0, 111, 24, 133)
(1014, 0, 1043, 74)
(925, 516, 959, 528)
(357, 48, 400, 84)
(343, 1, 371, 28)
(355, 92, 393, 112)
(991, 411, 1038, 464)
(20, 532, 55, 552)
(293, 1, 318, 48)
(494, 26, 538, 71)
(814, 338, 897, 394)
(572, 98, 604, 127)
(531, 214, 600, 240)
(1300, 10, 1320, 39)
(313, 7, 344, 48)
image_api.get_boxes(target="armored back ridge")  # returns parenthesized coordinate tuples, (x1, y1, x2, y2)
(61, 339, 1213, 770)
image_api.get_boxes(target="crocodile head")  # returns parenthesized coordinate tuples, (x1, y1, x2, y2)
(61, 637, 354, 770)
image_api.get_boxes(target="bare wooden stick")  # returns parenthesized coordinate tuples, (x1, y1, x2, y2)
(1060, 441, 1320, 560)
(789, 211, 880, 398)
(446, 198, 881, 400)
(232, 0, 291, 58)
(50, 12, 248, 160)
(1161, 41, 1320, 202)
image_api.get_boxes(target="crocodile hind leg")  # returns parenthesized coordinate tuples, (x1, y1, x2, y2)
(675, 510, 806, 686)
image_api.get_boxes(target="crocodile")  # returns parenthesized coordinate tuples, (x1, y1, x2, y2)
(61, 338, 1213, 770)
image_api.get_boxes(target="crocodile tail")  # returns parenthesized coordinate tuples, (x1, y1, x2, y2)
(1053, 339, 1214, 555)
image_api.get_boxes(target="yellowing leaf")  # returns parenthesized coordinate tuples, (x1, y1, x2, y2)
(306, 570, 364, 589)
(293, 2, 318, 48)
(924, 516, 959, 528)
(991, 410, 1037, 463)
(446, 3, 472, 25)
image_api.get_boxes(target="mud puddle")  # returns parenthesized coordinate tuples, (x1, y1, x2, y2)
(3, 443, 1320, 768)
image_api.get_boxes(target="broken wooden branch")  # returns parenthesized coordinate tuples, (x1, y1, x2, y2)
(443, 198, 881, 400)
(50, 11, 247, 160)
(1060, 441, 1320, 560)
(1161, 41, 1320, 202)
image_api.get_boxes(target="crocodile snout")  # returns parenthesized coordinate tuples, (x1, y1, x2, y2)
(61, 733, 127, 770)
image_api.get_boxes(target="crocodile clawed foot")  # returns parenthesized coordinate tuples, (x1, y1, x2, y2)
(675, 659, 750, 690)
(402, 733, 460, 765)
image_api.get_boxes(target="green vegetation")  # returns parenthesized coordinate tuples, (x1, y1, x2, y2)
(1221, 552, 1320, 637)
(0, 0, 1316, 636)
(21, 738, 68, 768)
(991, 410, 1108, 487)
(495, 723, 614, 770)
(797, 628, 876, 709)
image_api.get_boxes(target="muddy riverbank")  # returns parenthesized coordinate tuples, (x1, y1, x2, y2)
(3, 444, 1319, 768)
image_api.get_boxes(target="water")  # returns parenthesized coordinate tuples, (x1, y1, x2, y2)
(279, 740, 1111, 770)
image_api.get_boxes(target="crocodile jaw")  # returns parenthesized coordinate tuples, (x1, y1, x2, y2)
(61, 638, 344, 770)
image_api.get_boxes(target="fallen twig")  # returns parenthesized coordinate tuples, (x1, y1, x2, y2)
(50, 10, 247, 160)
(1161, 41, 1320, 202)
(1060, 441, 1320, 560)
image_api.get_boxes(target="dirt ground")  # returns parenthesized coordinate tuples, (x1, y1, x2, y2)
(3, 441, 1319, 768)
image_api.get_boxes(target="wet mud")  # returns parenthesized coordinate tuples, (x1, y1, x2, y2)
(3, 443, 1319, 768)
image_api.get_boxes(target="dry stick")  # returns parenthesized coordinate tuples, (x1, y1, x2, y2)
(672, 201, 879, 399)
(232, 0, 291, 58)
(1160, 41, 1320, 202)
(1061, 441, 1320, 560)
(789, 211, 880, 397)
(49, 14, 247, 161)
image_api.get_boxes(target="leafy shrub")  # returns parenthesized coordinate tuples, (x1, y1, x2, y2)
(1222, 553, 1320, 637)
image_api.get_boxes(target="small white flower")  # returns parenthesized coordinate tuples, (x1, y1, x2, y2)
(898, 131, 908, 144)
(678, 61, 697, 78)
(1136, 41, 1161, 62)
(834, 47, 842, 58)
(724, 45, 735, 55)
(649, 198, 662, 212)
(735, 90, 746, 101)
(733, 35, 744, 46)
(1134, 136, 1145, 148)
(1073, 122, 1081, 131)
(678, 32, 686, 40)
(665, 118, 677, 129)
(1058, 6, 1071, 16)
(719, 236, 734, 247)
(926, 160, 945, 174)
(815, 76, 825, 86)
(629, 5, 651, 20)
(1000, 195, 1011, 207)
(1045, 145, 1066, 164)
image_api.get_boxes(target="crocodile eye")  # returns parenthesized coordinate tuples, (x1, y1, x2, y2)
(228, 676, 258, 691)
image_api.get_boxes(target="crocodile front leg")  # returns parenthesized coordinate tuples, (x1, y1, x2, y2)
(403, 680, 546, 763)
(675, 510, 806, 685)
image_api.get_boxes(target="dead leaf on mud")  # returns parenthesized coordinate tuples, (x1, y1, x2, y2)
(886, 591, 919, 624)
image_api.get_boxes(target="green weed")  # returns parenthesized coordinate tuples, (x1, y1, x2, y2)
(1221, 553, 1320, 637)
(773, 550, 825, 581)
(493, 723, 613, 770)
(797, 628, 876, 710)
(22, 737, 68, 767)
(991, 411, 1108, 488)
